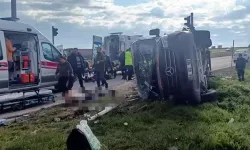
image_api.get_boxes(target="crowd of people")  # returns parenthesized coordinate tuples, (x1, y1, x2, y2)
(55, 47, 134, 96)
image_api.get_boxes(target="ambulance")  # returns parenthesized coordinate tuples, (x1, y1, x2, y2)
(0, 19, 62, 94)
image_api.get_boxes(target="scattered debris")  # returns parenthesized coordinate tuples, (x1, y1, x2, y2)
(94, 120, 99, 124)
(168, 146, 178, 150)
(228, 118, 234, 124)
(76, 120, 101, 150)
(0, 119, 8, 126)
(84, 114, 91, 118)
(54, 118, 61, 122)
(23, 114, 30, 117)
(88, 107, 114, 121)
(31, 130, 37, 135)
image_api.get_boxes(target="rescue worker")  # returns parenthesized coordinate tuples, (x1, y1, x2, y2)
(93, 47, 108, 88)
(55, 56, 74, 96)
(67, 48, 85, 88)
(236, 53, 247, 81)
(119, 51, 125, 79)
(5, 36, 16, 80)
(124, 48, 133, 80)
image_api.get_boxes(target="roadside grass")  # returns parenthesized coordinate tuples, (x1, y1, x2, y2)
(210, 48, 227, 54)
(90, 70, 250, 150)
(0, 70, 250, 150)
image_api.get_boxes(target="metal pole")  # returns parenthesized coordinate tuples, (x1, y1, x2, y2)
(52, 26, 54, 44)
(190, 13, 194, 31)
(11, 0, 17, 19)
(231, 40, 234, 76)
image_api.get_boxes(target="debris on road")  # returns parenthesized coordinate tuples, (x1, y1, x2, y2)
(0, 119, 7, 126)
(228, 118, 234, 124)
(54, 117, 61, 122)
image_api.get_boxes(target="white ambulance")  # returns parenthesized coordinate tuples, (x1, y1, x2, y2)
(0, 19, 62, 94)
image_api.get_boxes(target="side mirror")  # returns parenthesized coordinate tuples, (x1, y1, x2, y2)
(193, 30, 212, 48)
(149, 28, 160, 37)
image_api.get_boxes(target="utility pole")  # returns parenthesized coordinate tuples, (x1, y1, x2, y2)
(52, 26, 58, 45)
(0, 0, 19, 21)
(230, 40, 235, 77)
(231, 40, 234, 67)
(11, 0, 17, 19)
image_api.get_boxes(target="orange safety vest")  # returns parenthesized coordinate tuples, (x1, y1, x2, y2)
(6, 39, 16, 61)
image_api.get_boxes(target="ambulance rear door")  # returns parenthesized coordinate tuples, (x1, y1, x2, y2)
(0, 31, 9, 91)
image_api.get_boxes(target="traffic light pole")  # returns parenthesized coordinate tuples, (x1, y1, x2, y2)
(52, 26, 54, 44)
(52, 35, 54, 45)
(52, 26, 58, 45)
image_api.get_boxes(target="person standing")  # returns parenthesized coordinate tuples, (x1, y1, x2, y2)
(236, 53, 247, 81)
(5, 37, 16, 80)
(93, 47, 108, 88)
(55, 56, 74, 96)
(119, 51, 125, 79)
(67, 48, 85, 88)
(124, 48, 133, 80)
(103, 51, 113, 78)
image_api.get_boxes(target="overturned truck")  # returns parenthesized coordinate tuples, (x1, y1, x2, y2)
(132, 29, 216, 104)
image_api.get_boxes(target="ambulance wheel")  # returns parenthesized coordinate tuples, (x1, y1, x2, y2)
(51, 96, 55, 103)
(12, 103, 24, 111)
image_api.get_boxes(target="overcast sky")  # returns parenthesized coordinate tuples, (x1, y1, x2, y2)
(1, 0, 250, 48)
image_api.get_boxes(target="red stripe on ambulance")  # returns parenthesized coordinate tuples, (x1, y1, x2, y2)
(41, 61, 58, 69)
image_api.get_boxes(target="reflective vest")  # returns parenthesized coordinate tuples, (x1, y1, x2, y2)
(125, 51, 132, 66)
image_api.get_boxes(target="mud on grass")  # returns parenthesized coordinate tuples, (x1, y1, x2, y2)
(0, 70, 250, 150)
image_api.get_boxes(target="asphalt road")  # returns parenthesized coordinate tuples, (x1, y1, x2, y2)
(0, 56, 233, 119)
(211, 56, 233, 71)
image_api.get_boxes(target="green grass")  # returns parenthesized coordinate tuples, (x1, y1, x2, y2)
(1, 70, 250, 150)
(210, 48, 227, 54)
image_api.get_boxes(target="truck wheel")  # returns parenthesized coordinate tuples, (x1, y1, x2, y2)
(201, 89, 217, 103)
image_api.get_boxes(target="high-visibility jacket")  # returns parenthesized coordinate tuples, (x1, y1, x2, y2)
(125, 50, 133, 66)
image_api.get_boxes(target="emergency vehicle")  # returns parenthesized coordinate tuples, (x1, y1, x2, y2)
(103, 32, 143, 61)
(0, 19, 62, 94)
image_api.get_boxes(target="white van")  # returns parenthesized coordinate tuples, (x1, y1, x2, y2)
(233, 49, 250, 63)
(0, 19, 62, 94)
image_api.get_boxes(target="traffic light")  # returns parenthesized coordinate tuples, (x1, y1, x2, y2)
(52, 26, 58, 37)
(52, 26, 58, 44)
(184, 13, 194, 31)
(184, 16, 191, 27)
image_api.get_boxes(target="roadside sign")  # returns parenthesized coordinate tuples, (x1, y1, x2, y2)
(92, 35, 102, 62)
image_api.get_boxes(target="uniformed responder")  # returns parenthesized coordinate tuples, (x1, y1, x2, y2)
(236, 53, 247, 81)
(5, 36, 16, 80)
(124, 48, 133, 80)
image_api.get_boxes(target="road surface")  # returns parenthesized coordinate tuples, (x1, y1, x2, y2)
(78, 56, 232, 90)
(211, 56, 233, 71)
(0, 56, 233, 119)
